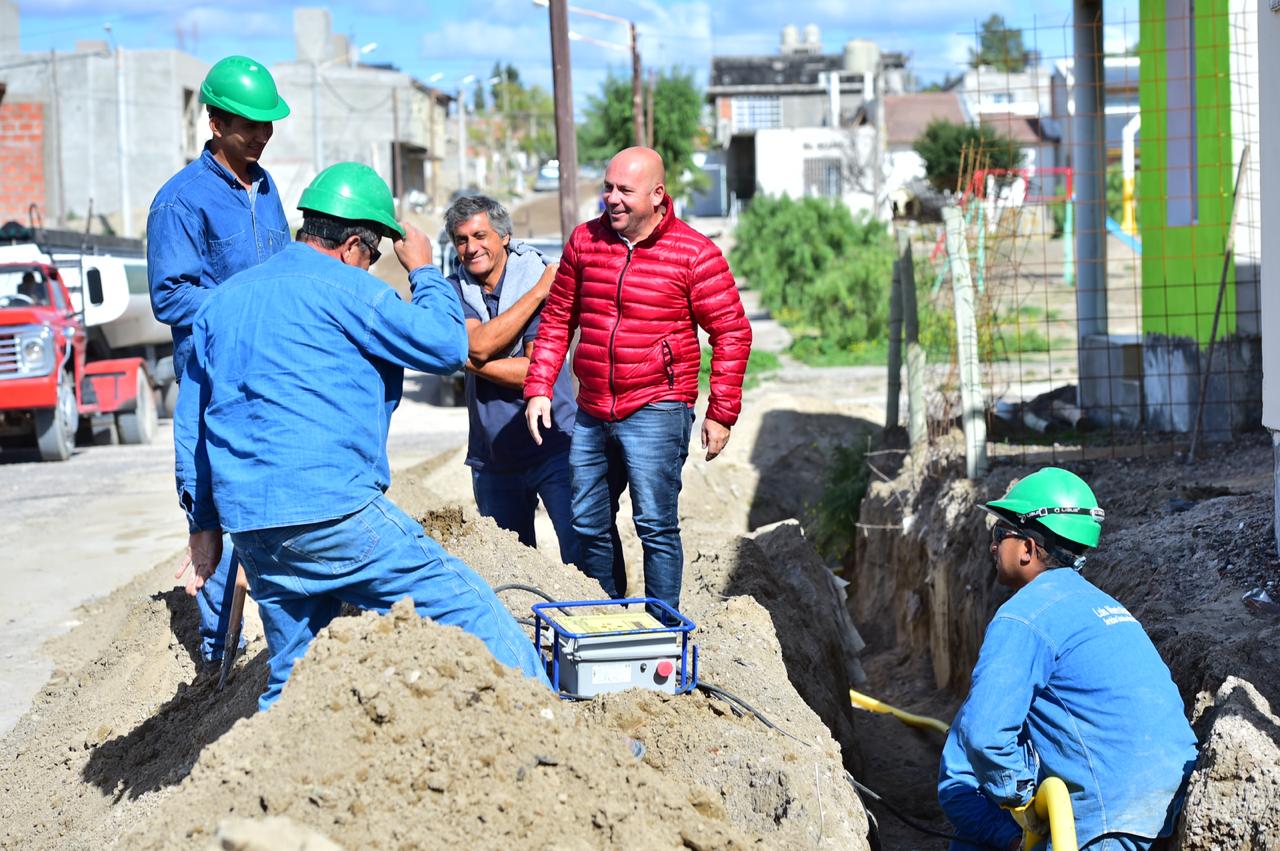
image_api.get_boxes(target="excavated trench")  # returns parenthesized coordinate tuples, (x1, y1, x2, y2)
(851, 430, 1280, 850)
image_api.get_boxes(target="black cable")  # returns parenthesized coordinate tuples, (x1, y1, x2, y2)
(696, 681, 813, 748)
(845, 771, 963, 843)
(493, 583, 559, 604)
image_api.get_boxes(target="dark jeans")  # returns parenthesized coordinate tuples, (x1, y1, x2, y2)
(471, 450, 579, 565)
(569, 402, 694, 623)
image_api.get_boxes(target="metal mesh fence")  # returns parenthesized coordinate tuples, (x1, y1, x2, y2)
(901, 1, 1261, 465)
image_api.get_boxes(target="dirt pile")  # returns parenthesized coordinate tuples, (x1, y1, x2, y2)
(851, 433, 1280, 847)
(0, 563, 268, 850)
(124, 600, 757, 850)
(0, 447, 872, 850)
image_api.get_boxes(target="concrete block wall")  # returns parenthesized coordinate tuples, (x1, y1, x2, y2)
(0, 101, 46, 224)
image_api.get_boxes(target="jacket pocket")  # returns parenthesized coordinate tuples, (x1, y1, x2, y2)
(266, 226, 290, 255)
(208, 229, 246, 282)
(661, 340, 675, 389)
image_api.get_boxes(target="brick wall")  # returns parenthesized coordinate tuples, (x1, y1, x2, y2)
(0, 101, 46, 225)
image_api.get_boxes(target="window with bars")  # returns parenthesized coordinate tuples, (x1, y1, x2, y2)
(730, 96, 781, 131)
(803, 157, 843, 198)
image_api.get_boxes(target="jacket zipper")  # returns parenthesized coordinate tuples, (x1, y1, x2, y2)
(661, 340, 674, 389)
(608, 244, 634, 421)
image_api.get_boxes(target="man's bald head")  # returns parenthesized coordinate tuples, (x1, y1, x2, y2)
(608, 146, 666, 191)
(602, 146, 667, 241)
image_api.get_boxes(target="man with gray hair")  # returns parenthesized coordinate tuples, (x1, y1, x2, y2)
(446, 195, 579, 564)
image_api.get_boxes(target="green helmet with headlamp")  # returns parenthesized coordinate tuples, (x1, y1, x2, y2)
(980, 467, 1105, 558)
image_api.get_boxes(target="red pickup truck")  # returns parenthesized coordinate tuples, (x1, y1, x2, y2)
(0, 261, 155, 461)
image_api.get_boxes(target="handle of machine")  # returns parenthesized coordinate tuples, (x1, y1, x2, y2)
(1010, 776, 1077, 851)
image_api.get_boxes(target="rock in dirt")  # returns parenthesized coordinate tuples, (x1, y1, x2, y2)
(1176, 677, 1280, 851)
(206, 815, 345, 851)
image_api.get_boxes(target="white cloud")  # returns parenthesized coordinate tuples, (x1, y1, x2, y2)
(174, 7, 290, 40)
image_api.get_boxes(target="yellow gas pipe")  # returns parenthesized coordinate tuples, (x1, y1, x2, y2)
(848, 688, 950, 735)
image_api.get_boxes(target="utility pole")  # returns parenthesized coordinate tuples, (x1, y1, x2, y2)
(630, 22, 643, 147)
(547, 0, 579, 242)
(311, 61, 323, 173)
(390, 87, 400, 214)
(115, 45, 132, 236)
(645, 68, 655, 148)
(50, 50, 66, 226)
(457, 85, 467, 190)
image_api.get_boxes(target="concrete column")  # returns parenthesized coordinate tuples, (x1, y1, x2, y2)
(1072, 0, 1107, 339)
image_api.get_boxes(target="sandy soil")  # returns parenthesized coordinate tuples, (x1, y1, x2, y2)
(0, 297, 890, 849)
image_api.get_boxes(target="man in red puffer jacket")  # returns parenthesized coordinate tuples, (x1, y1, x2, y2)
(524, 146, 752, 624)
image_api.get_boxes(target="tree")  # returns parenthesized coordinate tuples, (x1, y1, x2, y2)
(578, 68, 705, 194)
(969, 14, 1027, 73)
(921, 72, 963, 93)
(912, 120, 1023, 194)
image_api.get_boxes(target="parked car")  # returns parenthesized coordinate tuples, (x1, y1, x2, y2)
(533, 161, 560, 192)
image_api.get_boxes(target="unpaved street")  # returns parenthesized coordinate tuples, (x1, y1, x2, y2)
(0, 373, 467, 735)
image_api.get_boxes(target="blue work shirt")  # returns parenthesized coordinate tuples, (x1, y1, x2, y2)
(453, 269, 575, 474)
(175, 242, 467, 533)
(147, 145, 291, 380)
(943, 568, 1198, 846)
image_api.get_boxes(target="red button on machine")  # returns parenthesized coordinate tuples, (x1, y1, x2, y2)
(656, 660, 674, 679)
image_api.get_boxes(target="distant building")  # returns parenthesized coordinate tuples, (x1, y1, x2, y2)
(268, 8, 453, 216)
(0, 0, 205, 234)
(705, 25, 906, 215)
(958, 65, 1053, 120)
(0, 1, 452, 234)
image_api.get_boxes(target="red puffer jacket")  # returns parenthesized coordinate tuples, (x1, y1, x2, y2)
(525, 204, 752, 426)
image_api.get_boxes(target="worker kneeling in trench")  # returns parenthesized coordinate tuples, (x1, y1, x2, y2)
(174, 162, 551, 711)
(937, 468, 1198, 851)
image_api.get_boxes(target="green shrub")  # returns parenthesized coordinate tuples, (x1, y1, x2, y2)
(812, 442, 871, 563)
(699, 347, 781, 393)
(731, 196, 896, 363)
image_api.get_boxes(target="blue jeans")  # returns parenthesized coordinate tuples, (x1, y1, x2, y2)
(196, 532, 245, 662)
(232, 494, 551, 711)
(569, 402, 694, 624)
(472, 450, 580, 565)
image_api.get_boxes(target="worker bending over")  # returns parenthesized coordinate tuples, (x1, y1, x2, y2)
(938, 468, 1197, 850)
(174, 163, 550, 710)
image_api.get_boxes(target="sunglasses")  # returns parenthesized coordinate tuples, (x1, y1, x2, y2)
(991, 525, 1029, 545)
(356, 236, 382, 265)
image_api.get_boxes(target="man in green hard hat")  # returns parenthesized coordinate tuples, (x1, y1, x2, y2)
(148, 55, 292, 668)
(174, 162, 552, 710)
(937, 467, 1198, 851)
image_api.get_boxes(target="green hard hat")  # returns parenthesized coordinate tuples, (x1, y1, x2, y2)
(298, 162, 405, 240)
(981, 467, 1105, 550)
(200, 56, 290, 122)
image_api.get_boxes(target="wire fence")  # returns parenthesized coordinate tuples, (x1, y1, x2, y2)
(895, 1, 1262, 466)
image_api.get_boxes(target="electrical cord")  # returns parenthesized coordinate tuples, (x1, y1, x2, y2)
(696, 681, 813, 748)
(493, 583, 559, 604)
(845, 770, 964, 844)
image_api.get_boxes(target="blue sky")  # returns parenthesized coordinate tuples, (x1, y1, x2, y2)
(13, 0, 1142, 108)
